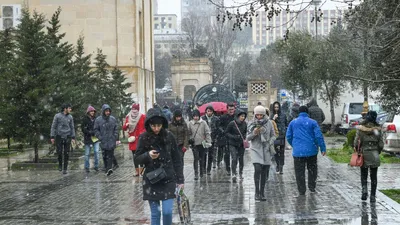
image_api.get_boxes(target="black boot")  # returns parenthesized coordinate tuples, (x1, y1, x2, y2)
(279, 166, 283, 174)
(58, 164, 62, 171)
(255, 190, 261, 201)
(361, 168, 368, 201)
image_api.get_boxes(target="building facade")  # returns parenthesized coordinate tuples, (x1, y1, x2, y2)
(0, 0, 155, 112)
(154, 33, 190, 56)
(252, 9, 346, 46)
(181, 0, 219, 19)
(154, 14, 178, 33)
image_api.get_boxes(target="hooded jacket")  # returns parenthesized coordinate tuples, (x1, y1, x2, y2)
(94, 104, 119, 150)
(307, 98, 325, 127)
(247, 116, 276, 165)
(286, 112, 326, 157)
(354, 121, 384, 168)
(225, 110, 248, 147)
(134, 108, 184, 201)
(81, 106, 96, 145)
(218, 111, 236, 146)
(169, 111, 189, 147)
(288, 103, 300, 123)
(162, 107, 173, 122)
(270, 101, 288, 139)
(50, 111, 75, 140)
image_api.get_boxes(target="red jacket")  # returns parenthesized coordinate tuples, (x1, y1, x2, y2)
(123, 114, 146, 151)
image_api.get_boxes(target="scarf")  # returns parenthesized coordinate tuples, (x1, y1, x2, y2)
(128, 111, 142, 133)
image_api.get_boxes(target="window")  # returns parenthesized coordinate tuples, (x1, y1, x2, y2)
(164, 44, 169, 48)
(349, 103, 363, 114)
(168, 17, 172, 20)
(169, 24, 172, 28)
(155, 17, 159, 20)
(154, 24, 159, 29)
(155, 44, 161, 49)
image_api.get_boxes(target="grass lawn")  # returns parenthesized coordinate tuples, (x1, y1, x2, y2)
(327, 147, 400, 164)
(381, 189, 400, 204)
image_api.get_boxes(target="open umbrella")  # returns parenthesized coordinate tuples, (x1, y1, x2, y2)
(198, 102, 227, 116)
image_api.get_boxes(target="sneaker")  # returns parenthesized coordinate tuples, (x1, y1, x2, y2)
(296, 192, 306, 197)
(260, 194, 267, 201)
(113, 164, 119, 170)
(310, 189, 316, 193)
(239, 174, 244, 180)
(361, 193, 368, 201)
(255, 194, 261, 202)
(94, 167, 99, 172)
(370, 196, 376, 203)
(194, 175, 199, 180)
(207, 171, 211, 175)
(62, 170, 68, 175)
(106, 169, 113, 176)
(85, 168, 90, 173)
(232, 175, 237, 183)
(275, 167, 280, 174)
(58, 165, 62, 172)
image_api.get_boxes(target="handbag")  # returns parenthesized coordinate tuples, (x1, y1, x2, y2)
(234, 122, 250, 149)
(145, 166, 167, 184)
(189, 123, 201, 147)
(128, 136, 136, 143)
(350, 138, 364, 167)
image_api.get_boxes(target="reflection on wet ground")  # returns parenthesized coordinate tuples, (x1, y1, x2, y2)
(0, 139, 398, 224)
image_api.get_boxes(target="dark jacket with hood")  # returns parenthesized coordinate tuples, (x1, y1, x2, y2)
(354, 118, 384, 168)
(94, 104, 119, 150)
(225, 110, 248, 147)
(218, 110, 236, 146)
(134, 108, 184, 201)
(81, 106, 97, 145)
(307, 98, 325, 127)
(270, 101, 288, 140)
(288, 103, 300, 123)
(169, 110, 189, 147)
(201, 106, 220, 141)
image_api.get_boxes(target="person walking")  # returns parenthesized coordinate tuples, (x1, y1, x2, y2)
(307, 98, 325, 129)
(286, 106, 326, 196)
(225, 109, 247, 183)
(188, 109, 212, 180)
(270, 101, 288, 174)
(169, 109, 189, 168)
(162, 105, 173, 122)
(247, 105, 276, 201)
(219, 103, 236, 174)
(50, 103, 76, 174)
(134, 108, 184, 225)
(94, 104, 120, 176)
(123, 103, 146, 177)
(354, 111, 384, 203)
(81, 105, 99, 172)
(201, 105, 220, 174)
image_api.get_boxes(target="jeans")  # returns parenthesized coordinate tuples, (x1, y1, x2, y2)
(102, 149, 118, 169)
(230, 145, 245, 176)
(206, 142, 215, 172)
(224, 145, 231, 172)
(294, 155, 318, 194)
(84, 142, 100, 169)
(55, 136, 71, 170)
(192, 145, 207, 176)
(148, 199, 174, 225)
(361, 167, 378, 196)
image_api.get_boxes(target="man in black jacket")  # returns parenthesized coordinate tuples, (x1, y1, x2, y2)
(307, 98, 325, 128)
(81, 105, 99, 172)
(218, 103, 236, 175)
(201, 105, 220, 175)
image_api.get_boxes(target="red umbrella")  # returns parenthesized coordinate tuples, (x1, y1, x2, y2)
(198, 102, 227, 116)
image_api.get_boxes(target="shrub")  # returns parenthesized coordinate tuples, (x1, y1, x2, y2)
(346, 129, 357, 148)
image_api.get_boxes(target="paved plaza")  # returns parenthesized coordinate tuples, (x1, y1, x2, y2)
(0, 138, 399, 225)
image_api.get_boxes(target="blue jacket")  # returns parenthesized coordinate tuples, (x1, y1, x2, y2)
(286, 112, 326, 157)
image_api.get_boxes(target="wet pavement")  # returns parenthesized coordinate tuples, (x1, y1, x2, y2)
(0, 139, 399, 224)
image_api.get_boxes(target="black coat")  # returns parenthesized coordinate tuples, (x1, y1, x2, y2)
(201, 115, 220, 141)
(81, 115, 96, 145)
(270, 101, 288, 139)
(218, 113, 235, 146)
(134, 108, 184, 201)
(225, 110, 247, 147)
(308, 99, 325, 127)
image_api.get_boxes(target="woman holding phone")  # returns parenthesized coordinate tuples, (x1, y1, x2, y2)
(134, 108, 184, 225)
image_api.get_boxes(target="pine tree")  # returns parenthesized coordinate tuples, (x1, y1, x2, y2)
(93, 49, 111, 106)
(109, 67, 132, 123)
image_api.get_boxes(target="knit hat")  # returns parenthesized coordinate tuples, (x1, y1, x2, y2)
(131, 103, 140, 111)
(192, 109, 200, 117)
(299, 105, 308, 113)
(173, 109, 183, 117)
(86, 105, 96, 114)
(149, 116, 165, 125)
(254, 105, 266, 115)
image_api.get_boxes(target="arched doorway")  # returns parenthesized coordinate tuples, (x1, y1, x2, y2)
(184, 85, 196, 101)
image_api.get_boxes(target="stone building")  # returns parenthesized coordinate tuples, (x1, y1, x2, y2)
(0, 0, 155, 112)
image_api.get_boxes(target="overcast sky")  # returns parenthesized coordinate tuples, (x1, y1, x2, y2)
(158, 0, 356, 21)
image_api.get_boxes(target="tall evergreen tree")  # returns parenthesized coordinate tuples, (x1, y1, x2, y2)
(93, 49, 111, 106)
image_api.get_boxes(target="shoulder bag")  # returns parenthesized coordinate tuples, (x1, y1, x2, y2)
(234, 122, 250, 149)
(350, 138, 364, 167)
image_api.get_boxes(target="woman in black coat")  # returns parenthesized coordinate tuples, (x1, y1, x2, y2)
(225, 109, 247, 183)
(270, 101, 288, 174)
(134, 108, 184, 225)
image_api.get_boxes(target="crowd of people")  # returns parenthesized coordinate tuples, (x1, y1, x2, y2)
(49, 98, 384, 225)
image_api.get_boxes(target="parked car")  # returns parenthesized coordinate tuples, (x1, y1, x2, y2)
(382, 112, 400, 154)
(341, 102, 382, 133)
(349, 112, 388, 129)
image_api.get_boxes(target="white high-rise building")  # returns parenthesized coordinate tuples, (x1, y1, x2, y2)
(252, 9, 346, 46)
(181, 0, 220, 19)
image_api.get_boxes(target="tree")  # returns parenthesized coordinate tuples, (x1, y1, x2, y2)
(155, 49, 172, 88)
(275, 32, 315, 99)
(190, 44, 208, 58)
(254, 45, 283, 89)
(232, 53, 253, 91)
(181, 10, 209, 50)
(7, 9, 53, 162)
(93, 49, 111, 105)
(0, 28, 15, 149)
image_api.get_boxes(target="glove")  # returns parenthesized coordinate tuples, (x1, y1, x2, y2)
(182, 147, 187, 153)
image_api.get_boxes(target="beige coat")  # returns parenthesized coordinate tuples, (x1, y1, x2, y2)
(188, 119, 212, 146)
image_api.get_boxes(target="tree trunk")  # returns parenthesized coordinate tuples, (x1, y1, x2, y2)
(329, 98, 336, 133)
(7, 136, 10, 149)
(34, 141, 39, 163)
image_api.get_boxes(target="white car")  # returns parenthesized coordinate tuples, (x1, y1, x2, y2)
(382, 113, 400, 154)
(341, 102, 382, 133)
